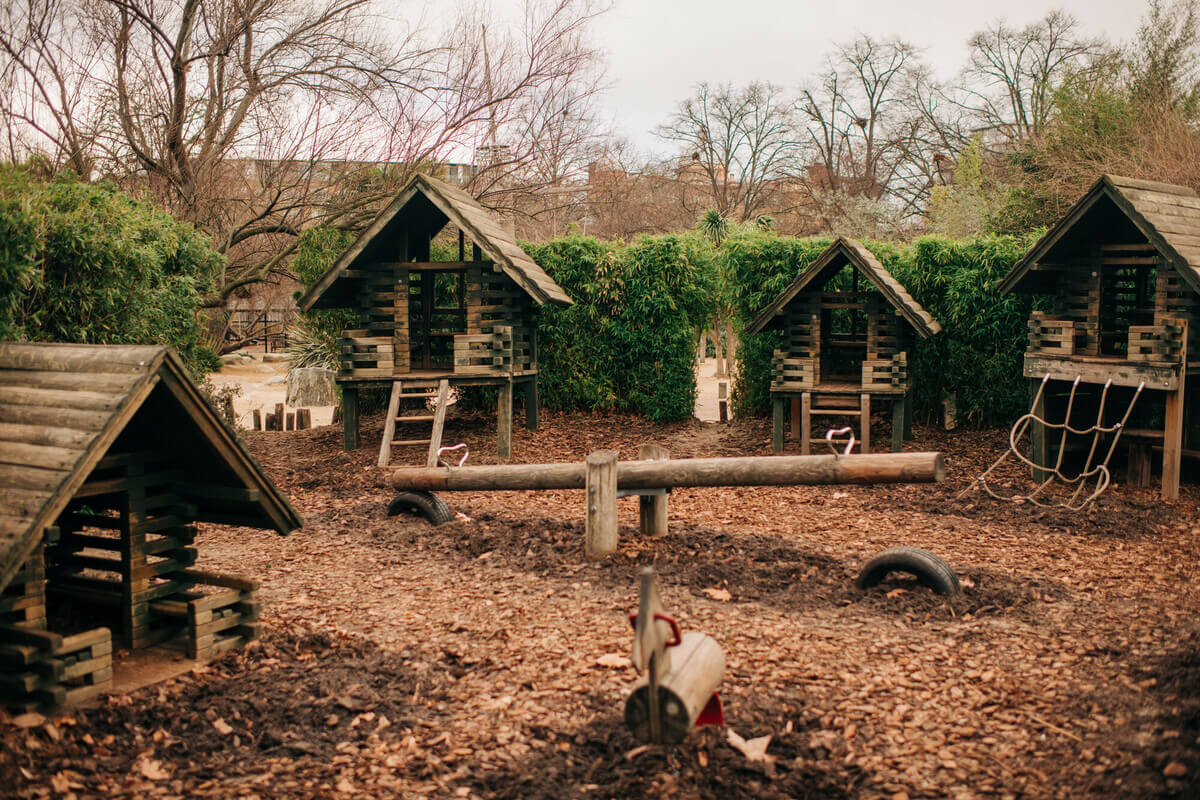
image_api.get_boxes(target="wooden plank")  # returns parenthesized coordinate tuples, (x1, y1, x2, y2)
(497, 379, 513, 460)
(584, 450, 619, 559)
(1163, 323, 1188, 499)
(377, 383, 404, 468)
(343, 387, 359, 451)
(860, 393, 871, 454)
(425, 380, 450, 468)
(0, 441, 84, 472)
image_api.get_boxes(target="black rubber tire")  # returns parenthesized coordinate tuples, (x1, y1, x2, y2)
(387, 491, 454, 526)
(855, 546, 962, 597)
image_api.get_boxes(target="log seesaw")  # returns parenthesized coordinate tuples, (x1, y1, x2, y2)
(388, 438, 945, 559)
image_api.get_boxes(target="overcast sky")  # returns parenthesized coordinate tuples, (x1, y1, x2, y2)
(591, 0, 1146, 155)
(415, 0, 1149, 157)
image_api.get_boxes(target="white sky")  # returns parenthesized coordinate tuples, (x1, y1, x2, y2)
(416, 0, 1148, 157)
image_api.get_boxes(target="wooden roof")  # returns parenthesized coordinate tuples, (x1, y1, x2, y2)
(998, 174, 1200, 295)
(746, 237, 942, 337)
(0, 343, 302, 593)
(298, 173, 572, 311)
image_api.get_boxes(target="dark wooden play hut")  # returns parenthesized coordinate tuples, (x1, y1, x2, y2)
(0, 343, 301, 711)
(747, 237, 941, 454)
(998, 174, 1200, 500)
(297, 173, 573, 459)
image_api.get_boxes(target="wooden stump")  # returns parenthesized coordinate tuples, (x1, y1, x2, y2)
(296, 408, 311, 430)
(252, 409, 262, 431)
(585, 450, 619, 559)
(638, 444, 669, 538)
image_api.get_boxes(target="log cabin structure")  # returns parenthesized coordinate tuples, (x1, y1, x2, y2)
(747, 237, 941, 454)
(297, 174, 573, 459)
(998, 175, 1200, 500)
(0, 343, 301, 711)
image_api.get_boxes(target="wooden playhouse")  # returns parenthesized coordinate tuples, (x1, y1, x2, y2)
(747, 237, 941, 454)
(297, 173, 573, 463)
(0, 343, 301, 711)
(998, 174, 1200, 500)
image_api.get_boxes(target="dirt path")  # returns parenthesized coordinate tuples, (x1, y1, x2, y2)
(3, 412, 1199, 799)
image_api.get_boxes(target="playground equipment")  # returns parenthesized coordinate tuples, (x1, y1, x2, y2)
(389, 445, 944, 558)
(966, 374, 1145, 511)
(625, 567, 724, 744)
(856, 546, 962, 597)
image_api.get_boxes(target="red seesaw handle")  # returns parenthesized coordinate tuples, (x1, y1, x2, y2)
(628, 612, 682, 648)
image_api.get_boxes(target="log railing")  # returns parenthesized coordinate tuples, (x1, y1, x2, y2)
(338, 331, 393, 379)
(453, 325, 512, 374)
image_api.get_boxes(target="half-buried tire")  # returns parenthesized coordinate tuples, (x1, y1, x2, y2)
(856, 546, 962, 597)
(387, 491, 454, 526)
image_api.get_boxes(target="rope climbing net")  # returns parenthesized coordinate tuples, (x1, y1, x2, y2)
(965, 374, 1145, 511)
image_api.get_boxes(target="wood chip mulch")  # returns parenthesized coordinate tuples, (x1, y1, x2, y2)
(2, 409, 1199, 799)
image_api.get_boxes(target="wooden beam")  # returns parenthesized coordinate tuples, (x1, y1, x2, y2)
(497, 379, 513, 460)
(343, 387, 360, 451)
(772, 397, 784, 453)
(392, 451, 944, 492)
(1163, 323, 1188, 499)
(801, 392, 812, 455)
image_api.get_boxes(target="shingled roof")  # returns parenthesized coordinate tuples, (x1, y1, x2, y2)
(298, 173, 572, 311)
(998, 174, 1200, 295)
(0, 343, 302, 593)
(746, 237, 942, 337)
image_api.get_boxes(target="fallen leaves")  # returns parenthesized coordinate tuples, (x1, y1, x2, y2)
(595, 653, 632, 668)
(726, 729, 774, 764)
(137, 759, 170, 781)
(211, 718, 234, 736)
(702, 587, 733, 602)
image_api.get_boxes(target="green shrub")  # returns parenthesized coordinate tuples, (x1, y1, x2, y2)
(527, 233, 718, 422)
(0, 165, 222, 378)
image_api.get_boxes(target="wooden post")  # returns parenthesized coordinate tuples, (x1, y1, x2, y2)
(717, 381, 729, 423)
(122, 460, 148, 649)
(585, 450, 619, 559)
(498, 379, 513, 459)
(343, 387, 360, 450)
(252, 409, 262, 431)
(1163, 325, 1187, 500)
(801, 392, 811, 455)
(296, 408, 311, 430)
(638, 444, 669, 538)
(1126, 441, 1152, 487)
(772, 397, 784, 453)
(524, 377, 539, 431)
(891, 397, 904, 453)
(1030, 379, 1049, 481)
(285, 411, 295, 431)
(425, 380, 450, 468)
(790, 397, 801, 441)
(860, 393, 871, 454)
(625, 632, 725, 744)
(903, 390, 914, 440)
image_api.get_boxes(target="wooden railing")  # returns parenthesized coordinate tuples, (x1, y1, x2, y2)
(770, 350, 818, 391)
(454, 325, 513, 374)
(338, 330, 393, 379)
(862, 352, 907, 391)
(1128, 315, 1186, 362)
(1027, 313, 1076, 356)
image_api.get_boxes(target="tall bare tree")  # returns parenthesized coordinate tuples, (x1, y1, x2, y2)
(655, 81, 800, 222)
(0, 0, 607, 317)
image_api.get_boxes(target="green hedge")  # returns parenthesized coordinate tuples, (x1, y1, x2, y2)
(526, 234, 718, 422)
(726, 230, 1040, 426)
(0, 165, 223, 377)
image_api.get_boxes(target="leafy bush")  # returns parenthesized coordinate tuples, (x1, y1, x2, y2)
(727, 230, 1040, 426)
(0, 165, 222, 377)
(527, 233, 718, 422)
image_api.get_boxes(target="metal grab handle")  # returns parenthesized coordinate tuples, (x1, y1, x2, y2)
(438, 444, 469, 467)
(825, 427, 855, 457)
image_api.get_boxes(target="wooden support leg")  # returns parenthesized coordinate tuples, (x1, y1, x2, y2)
(498, 379, 513, 460)
(524, 377, 539, 432)
(772, 397, 784, 453)
(903, 390, 913, 440)
(123, 464, 149, 650)
(638, 444, 669, 538)
(1164, 382, 1185, 501)
(801, 392, 811, 456)
(342, 387, 360, 451)
(1030, 379, 1050, 482)
(585, 450, 619, 559)
(790, 397, 801, 441)
(1126, 442, 1152, 488)
(860, 393, 871, 454)
(891, 397, 904, 453)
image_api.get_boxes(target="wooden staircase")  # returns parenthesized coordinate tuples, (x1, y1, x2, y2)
(378, 379, 450, 468)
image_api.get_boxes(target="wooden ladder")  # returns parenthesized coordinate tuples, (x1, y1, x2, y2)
(798, 391, 871, 455)
(378, 379, 450, 468)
